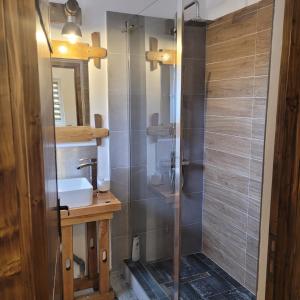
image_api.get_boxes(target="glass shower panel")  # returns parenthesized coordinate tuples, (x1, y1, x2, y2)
(179, 0, 275, 298)
(126, 1, 182, 297)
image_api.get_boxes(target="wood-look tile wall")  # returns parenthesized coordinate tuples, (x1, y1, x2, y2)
(203, 0, 274, 294)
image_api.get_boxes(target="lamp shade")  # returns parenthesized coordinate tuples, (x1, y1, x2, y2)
(61, 15, 82, 43)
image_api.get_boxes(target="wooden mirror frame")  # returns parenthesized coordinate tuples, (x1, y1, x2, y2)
(51, 58, 90, 126)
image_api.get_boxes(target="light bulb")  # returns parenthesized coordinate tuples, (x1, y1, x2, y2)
(61, 15, 82, 44)
(58, 45, 68, 54)
(65, 33, 79, 44)
(162, 53, 171, 62)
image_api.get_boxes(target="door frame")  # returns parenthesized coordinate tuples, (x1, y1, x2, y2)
(0, 0, 62, 299)
(256, 0, 286, 298)
(258, 0, 300, 298)
(173, 1, 184, 299)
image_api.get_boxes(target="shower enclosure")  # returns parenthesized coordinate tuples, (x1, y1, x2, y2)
(107, 0, 274, 298)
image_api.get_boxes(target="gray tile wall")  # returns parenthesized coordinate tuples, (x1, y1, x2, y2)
(107, 11, 131, 271)
(130, 16, 174, 263)
(108, 12, 177, 270)
(56, 144, 97, 180)
(202, 0, 274, 294)
(181, 21, 206, 256)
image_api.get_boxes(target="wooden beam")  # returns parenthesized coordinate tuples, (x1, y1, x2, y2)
(61, 213, 113, 227)
(147, 124, 175, 137)
(55, 126, 109, 143)
(266, 0, 300, 298)
(87, 222, 98, 286)
(94, 114, 103, 146)
(62, 226, 74, 300)
(75, 291, 114, 300)
(149, 37, 158, 70)
(91, 32, 101, 69)
(74, 277, 98, 291)
(51, 40, 107, 61)
(146, 50, 176, 65)
(98, 220, 110, 294)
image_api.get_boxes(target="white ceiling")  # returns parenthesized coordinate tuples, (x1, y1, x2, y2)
(54, 0, 261, 23)
(54, 0, 178, 18)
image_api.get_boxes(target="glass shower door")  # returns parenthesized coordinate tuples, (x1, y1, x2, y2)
(126, 1, 183, 298)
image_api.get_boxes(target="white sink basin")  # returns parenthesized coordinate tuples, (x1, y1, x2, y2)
(58, 177, 93, 208)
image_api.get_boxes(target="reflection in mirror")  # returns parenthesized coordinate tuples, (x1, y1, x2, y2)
(52, 67, 76, 126)
(52, 58, 90, 126)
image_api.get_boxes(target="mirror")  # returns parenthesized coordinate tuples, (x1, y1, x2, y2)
(52, 58, 90, 126)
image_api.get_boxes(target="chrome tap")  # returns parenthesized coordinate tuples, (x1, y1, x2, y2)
(77, 158, 97, 190)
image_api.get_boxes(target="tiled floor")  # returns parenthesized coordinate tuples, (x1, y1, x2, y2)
(111, 272, 138, 300)
(125, 253, 256, 300)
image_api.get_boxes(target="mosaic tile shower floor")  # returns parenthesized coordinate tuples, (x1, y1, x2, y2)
(125, 253, 255, 300)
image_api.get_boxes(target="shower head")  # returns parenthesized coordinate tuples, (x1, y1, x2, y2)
(184, 0, 207, 22)
(184, 1, 200, 18)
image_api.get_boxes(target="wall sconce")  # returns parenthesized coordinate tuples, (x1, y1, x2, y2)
(50, 1, 82, 44)
(61, 0, 82, 44)
(146, 37, 176, 70)
(50, 2, 107, 69)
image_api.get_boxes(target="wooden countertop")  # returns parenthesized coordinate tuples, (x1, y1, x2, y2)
(60, 191, 121, 226)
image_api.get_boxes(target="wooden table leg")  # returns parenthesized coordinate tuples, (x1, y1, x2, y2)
(98, 220, 110, 294)
(62, 226, 74, 300)
(87, 221, 98, 289)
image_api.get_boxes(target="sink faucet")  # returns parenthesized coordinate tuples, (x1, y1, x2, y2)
(77, 158, 97, 190)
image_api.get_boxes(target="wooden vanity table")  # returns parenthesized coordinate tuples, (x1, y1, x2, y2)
(60, 192, 121, 300)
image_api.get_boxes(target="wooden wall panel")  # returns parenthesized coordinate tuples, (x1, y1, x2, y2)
(0, 1, 24, 298)
(0, 0, 62, 299)
(203, 0, 274, 294)
(266, 0, 300, 298)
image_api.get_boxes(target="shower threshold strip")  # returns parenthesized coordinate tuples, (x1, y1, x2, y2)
(124, 253, 256, 300)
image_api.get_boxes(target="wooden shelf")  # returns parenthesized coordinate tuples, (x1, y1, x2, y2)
(146, 50, 176, 65)
(147, 124, 174, 137)
(60, 191, 121, 300)
(60, 191, 121, 226)
(51, 33, 107, 69)
(56, 126, 109, 143)
(52, 40, 107, 61)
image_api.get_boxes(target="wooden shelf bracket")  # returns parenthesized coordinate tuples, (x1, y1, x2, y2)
(51, 32, 107, 69)
(146, 37, 176, 70)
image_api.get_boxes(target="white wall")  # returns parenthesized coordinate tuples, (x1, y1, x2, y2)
(204, 0, 261, 20)
(51, 7, 109, 181)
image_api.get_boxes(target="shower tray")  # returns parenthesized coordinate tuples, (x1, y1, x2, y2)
(124, 253, 255, 300)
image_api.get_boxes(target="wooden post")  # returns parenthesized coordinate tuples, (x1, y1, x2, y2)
(149, 37, 158, 71)
(91, 32, 101, 69)
(94, 114, 103, 146)
(62, 226, 74, 300)
(87, 222, 98, 289)
(98, 220, 110, 294)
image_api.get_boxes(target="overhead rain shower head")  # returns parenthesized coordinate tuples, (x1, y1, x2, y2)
(184, 0, 207, 22)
